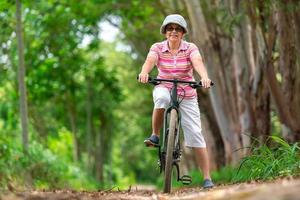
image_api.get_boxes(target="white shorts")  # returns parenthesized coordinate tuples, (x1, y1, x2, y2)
(153, 87, 206, 148)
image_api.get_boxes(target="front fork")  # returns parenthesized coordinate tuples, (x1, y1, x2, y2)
(158, 107, 179, 173)
(157, 138, 191, 185)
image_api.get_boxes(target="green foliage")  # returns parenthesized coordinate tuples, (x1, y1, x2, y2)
(211, 166, 237, 184)
(271, 111, 281, 136)
(0, 0, 124, 189)
(47, 128, 74, 162)
(234, 136, 300, 182)
(100, 40, 159, 187)
(0, 134, 99, 190)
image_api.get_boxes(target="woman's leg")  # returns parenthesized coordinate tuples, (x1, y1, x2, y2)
(179, 98, 212, 181)
(193, 147, 211, 180)
(152, 108, 165, 136)
(152, 87, 170, 136)
(144, 87, 170, 146)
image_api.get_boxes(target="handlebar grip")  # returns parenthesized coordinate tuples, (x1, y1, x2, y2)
(136, 75, 152, 81)
(199, 81, 214, 86)
(191, 81, 214, 88)
(137, 75, 159, 85)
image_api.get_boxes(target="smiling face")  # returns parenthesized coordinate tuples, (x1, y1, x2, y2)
(164, 23, 184, 42)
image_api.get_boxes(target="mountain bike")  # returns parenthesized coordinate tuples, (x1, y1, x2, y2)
(146, 77, 213, 193)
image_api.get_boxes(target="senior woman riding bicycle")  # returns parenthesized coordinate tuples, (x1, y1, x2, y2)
(138, 14, 214, 189)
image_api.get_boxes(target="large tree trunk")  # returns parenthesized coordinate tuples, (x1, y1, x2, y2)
(277, 1, 300, 141)
(232, 19, 251, 154)
(184, 0, 243, 165)
(257, 3, 300, 142)
(16, 0, 29, 153)
(246, 1, 271, 143)
(231, 0, 270, 151)
(197, 90, 225, 169)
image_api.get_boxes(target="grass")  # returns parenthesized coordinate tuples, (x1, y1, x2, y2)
(233, 136, 300, 182)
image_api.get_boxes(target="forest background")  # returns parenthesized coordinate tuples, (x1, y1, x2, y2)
(0, 0, 299, 191)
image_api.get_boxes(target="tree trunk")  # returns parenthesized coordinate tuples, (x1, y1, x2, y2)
(30, 106, 47, 139)
(197, 90, 225, 169)
(86, 77, 93, 170)
(277, 1, 300, 141)
(16, 0, 29, 153)
(95, 119, 104, 186)
(257, 5, 300, 142)
(67, 91, 80, 162)
(293, 7, 300, 141)
(246, 1, 271, 143)
(231, 0, 260, 152)
(184, 0, 243, 165)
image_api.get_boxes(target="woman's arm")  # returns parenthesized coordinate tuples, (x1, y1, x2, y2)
(138, 56, 157, 83)
(191, 56, 211, 88)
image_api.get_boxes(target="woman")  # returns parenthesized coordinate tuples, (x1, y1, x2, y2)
(138, 14, 214, 189)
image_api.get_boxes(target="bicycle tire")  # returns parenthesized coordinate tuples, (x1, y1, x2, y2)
(163, 109, 177, 193)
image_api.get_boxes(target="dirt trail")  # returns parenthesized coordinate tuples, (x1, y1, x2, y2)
(1, 178, 300, 200)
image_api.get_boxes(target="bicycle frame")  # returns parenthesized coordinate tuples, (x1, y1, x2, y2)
(161, 82, 180, 158)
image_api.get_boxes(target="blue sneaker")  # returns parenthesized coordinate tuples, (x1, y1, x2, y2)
(144, 135, 159, 147)
(203, 179, 214, 189)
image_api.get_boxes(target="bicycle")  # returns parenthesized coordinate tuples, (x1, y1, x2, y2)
(144, 77, 213, 193)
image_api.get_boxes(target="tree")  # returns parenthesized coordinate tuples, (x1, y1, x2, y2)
(16, 0, 29, 153)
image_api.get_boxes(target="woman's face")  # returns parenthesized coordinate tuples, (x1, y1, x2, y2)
(165, 23, 184, 42)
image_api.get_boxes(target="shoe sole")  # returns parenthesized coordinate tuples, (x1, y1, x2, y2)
(144, 139, 159, 147)
(203, 184, 214, 189)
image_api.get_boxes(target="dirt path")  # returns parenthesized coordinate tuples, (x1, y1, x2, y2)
(1, 178, 300, 200)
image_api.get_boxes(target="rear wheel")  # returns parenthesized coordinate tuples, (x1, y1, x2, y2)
(163, 109, 177, 193)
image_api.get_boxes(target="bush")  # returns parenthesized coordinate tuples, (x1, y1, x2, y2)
(0, 135, 98, 190)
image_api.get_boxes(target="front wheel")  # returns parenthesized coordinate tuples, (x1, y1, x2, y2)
(163, 109, 177, 193)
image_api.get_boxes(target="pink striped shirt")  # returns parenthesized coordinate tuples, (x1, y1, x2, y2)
(147, 40, 201, 99)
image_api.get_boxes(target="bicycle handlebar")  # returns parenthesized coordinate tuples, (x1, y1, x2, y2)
(145, 77, 214, 89)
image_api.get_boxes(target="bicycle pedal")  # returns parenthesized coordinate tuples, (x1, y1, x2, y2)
(180, 175, 192, 185)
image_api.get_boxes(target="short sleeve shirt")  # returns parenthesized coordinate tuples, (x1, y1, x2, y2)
(146, 40, 202, 99)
